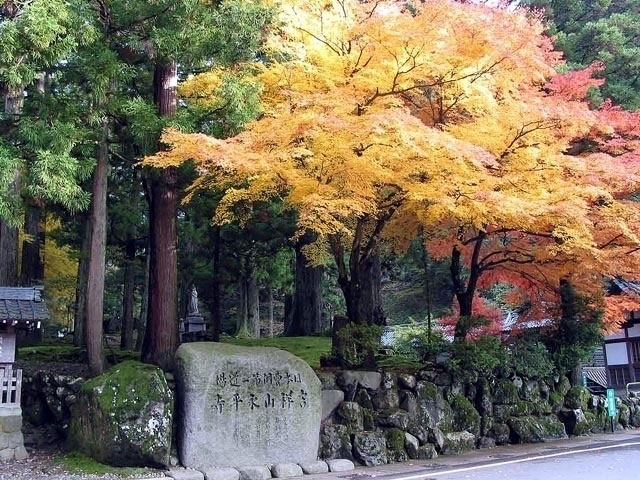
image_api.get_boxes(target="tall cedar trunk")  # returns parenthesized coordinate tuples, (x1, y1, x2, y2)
(20, 74, 46, 287)
(135, 246, 150, 352)
(74, 215, 91, 347)
(20, 204, 43, 285)
(211, 227, 222, 341)
(0, 85, 23, 286)
(286, 243, 323, 335)
(237, 275, 248, 335)
(142, 59, 178, 371)
(84, 118, 109, 376)
(120, 238, 136, 350)
(343, 253, 384, 325)
(248, 273, 260, 338)
(267, 286, 274, 338)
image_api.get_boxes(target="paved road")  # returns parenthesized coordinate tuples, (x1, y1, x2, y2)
(315, 432, 640, 480)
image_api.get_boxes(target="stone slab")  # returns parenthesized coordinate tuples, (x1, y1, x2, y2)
(237, 465, 272, 480)
(326, 459, 355, 472)
(271, 463, 303, 478)
(299, 461, 328, 475)
(176, 343, 321, 470)
(321, 390, 344, 421)
(166, 468, 205, 480)
(203, 467, 240, 480)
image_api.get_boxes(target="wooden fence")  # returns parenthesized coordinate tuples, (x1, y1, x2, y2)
(0, 366, 22, 408)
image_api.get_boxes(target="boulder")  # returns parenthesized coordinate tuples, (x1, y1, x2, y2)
(336, 402, 364, 431)
(441, 431, 476, 455)
(559, 409, 591, 436)
(354, 389, 374, 410)
(321, 390, 344, 421)
(398, 374, 417, 390)
(372, 390, 400, 411)
(317, 372, 337, 390)
(415, 382, 453, 431)
(326, 459, 355, 472)
(404, 432, 420, 459)
(175, 343, 321, 470)
(68, 361, 173, 467)
(416, 444, 438, 460)
(299, 461, 328, 474)
(320, 424, 352, 460)
(493, 379, 519, 405)
(564, 387, 590, 410)
(490, 423, 511, 445)
(341, 371, 382, 391)
(353, 431, 388, 466)
(507, 415, 567, 443)
(237, 466, 271, 480)
(377, 409, 411, 430)
(202, 468, 240, 480)
(385, 429, 409, 463)
(449, 395, 480, 436)
(167, 468, 205, 480)
(271, 463, 303, 478)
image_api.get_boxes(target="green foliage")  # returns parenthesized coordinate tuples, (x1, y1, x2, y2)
(509, 338, 556, 379)
(542, 282, 604, 376)
(527, 0, 640, 110)
(332, 323, 384, 368)
(449, 335, 507, 377)
(390, 323, 448, 362)
(222, 336, 331, 368)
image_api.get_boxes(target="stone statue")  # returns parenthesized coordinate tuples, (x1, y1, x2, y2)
(188, 285, 200, 315)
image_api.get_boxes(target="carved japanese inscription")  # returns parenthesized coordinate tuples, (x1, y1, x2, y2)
(175, 343, 322, 470)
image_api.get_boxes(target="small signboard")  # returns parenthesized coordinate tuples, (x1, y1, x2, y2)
(606, 388, 617, 417)
(582, 375, 588, 388)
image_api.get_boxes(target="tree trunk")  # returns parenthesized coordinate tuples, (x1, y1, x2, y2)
(74, 215, 91, 348)
(120, 237, 136, 350)
(20, 204, 43, 286)
(142, 59, 179, 371)
(286, 243, 323, 335)
(237, 274, 248, 336)
(344, 253, 384, 325)
(211, 227, 222, 341)
(450, 235, 484, 342)
(0, 85, 23, 287)
(84, 119, 109, 376)
(248, 273, 260, 338)
(135, 246, 150, 352)
(267, 286, 274, 338)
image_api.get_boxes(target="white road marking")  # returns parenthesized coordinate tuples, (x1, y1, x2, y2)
(385, 441, 640, 479)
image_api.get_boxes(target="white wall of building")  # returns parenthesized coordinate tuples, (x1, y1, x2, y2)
(606, 342, 629, 366)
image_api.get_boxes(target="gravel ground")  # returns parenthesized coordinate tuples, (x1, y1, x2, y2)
(0, 447, 165, 480)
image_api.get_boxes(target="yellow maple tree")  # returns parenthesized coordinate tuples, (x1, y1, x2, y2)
(145, 0, 640, 337)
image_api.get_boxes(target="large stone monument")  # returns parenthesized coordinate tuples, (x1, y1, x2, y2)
(175, 343, 322, 470)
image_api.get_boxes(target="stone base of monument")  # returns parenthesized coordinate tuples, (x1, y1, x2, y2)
(0, 407, 28, 462)
(167, 459, 354, 480)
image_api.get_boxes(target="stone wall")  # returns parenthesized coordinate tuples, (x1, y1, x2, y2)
(318, 368, 640, 466)
(0, 407, 28, 461)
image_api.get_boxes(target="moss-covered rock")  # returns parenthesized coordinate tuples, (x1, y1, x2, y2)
(68, 361, 173, 467)
(493, 380, 519, 405)
(507, 415, 567, 444)
(449, 395, 480, 436)
(336, 402, 364, 432)
(441, 431, 476, 455)
(353, 431, 388, 466)
(385, 429, 408, 462)
(559, 408, 591, 436)
(320, 424, 353, 460)
(564, 387, 590, 411)
(415, 381, 453, 431)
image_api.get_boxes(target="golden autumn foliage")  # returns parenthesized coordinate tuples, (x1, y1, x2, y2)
(144, 0, 640, 331)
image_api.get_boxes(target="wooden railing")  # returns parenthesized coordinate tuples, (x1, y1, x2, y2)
(0, 366, 22, 408)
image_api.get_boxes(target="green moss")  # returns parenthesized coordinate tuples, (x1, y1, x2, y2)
(56, 452, 155, 477)
(564, 386, 590, 410)
(513, 400, 534, 417)
(493, 379, 519, 405)
(450, 395, 481, 434)
(385, 428, 406, 453)
(18, 345, 141, 363)
(80, 361, 168, 416)
(222, 336, 331, 368)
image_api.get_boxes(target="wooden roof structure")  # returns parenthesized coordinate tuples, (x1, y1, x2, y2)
(0, 287, 49, 328)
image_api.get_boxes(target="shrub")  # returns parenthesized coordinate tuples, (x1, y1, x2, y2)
(449, 335, 507, 376)
(333, 323, 384, 368)
(508, 338, 555, 379)
(391, 323, 448, 362)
